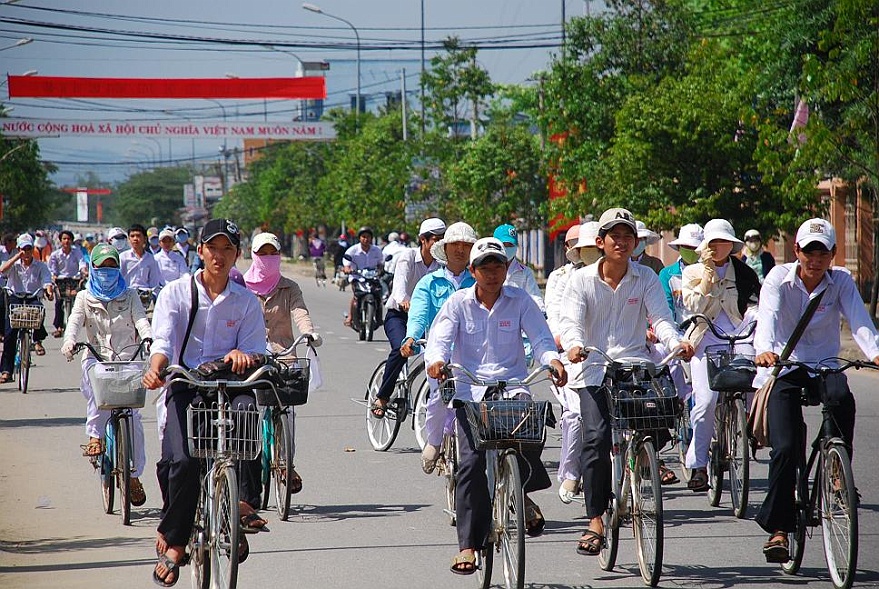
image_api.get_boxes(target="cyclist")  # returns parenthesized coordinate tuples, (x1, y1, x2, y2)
(172, 226, 200, 273)
(658, 223, 704, 323)
(632, 220, 664, 274)
(33, 229, 52, 261)
(0, 233, 15, 339)
(425, 236, 566, 574)
(48, 229, 88, 338)
(680, 219, 760, 492)
(308, 232, 327, 282)
(558, 207, 694, 556)
(371, 218, 446, 419)
(0, 233, 55, 382)
(741, 229, 776, 284)
(342, 226, 384, 327)
(244, 231, 322, 494)
(120, 224, 163, 296)
(143, 219, 268, 587)
(153, 228, 189, 285)
(381, 231, 407, 274)
(108, 226, 129, 252)
(60, 243, 152, 506)
(493, 224, 545, 313)
(753, 218, 879, 563)
(147, 227, 161, 255)
(398, 221, 477, 471)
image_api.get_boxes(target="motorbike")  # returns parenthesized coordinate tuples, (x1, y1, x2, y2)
(344, 259, 383, 342)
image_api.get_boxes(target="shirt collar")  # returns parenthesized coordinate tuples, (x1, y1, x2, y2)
(781, 261, 835, 290)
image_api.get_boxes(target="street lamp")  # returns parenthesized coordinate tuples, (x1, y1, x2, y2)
(0, 38, 32, 52)
(302, 2, 361, 129)
(1, 70, 37, 88)
(135, 138, 163, 166)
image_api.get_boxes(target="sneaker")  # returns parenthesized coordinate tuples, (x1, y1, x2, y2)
(558, 479, 581, 504)
(422, 444, 440, 474)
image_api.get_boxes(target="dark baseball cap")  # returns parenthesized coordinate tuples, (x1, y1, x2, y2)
(200, 218, 241, 247)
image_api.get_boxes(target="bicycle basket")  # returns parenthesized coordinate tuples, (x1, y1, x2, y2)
(254, 356, 311, 406)
(607, 369, 679, 431)
(87, 361, 147, 409)
(9, 304, 44, 329)
(464, 400, 549, 451)
(186, 402, 262, 460)
(705, 345, 756, 392)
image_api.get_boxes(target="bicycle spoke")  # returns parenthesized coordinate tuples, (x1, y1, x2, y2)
(821, 445, 858, 589)
(632, 440, 663, 586)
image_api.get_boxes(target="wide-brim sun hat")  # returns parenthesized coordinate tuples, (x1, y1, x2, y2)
(430, 221, 478, 263)
(668, 223, 704, 251)
(573, 221, 600, 249)
(695, 219, 743, 254)
(252, 232, 281, 253)
(635, 220, 661, 245)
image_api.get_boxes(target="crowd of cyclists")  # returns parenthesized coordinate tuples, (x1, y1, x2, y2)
(4, 204, 879, 586)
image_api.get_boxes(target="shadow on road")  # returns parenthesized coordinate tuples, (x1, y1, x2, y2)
(662, 562, 879, 587)
(0, 535, 145, 554)
(0, 557, 152, 575)
(283, 502, 429, 523)
(0, 416, 81, 429)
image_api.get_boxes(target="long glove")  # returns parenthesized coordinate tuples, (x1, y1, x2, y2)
(697, 248, 718, 295)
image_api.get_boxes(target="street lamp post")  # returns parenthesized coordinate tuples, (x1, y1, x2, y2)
(136, 137, 163, 166)
(302, 3, 361, 129)
(0, 38, 32, 52)
(263, 45, 306, 121)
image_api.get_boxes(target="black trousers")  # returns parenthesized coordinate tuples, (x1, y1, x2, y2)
(0, 295, 48, 375)
(156, 384, 263, 547)
(454, 405, 551, 550)
(577, 386, 612, 519)
(376, 308, 408, 401)
(755, 368, 855, 534)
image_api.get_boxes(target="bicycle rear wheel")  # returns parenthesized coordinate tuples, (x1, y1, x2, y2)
(599, 449, 623, 571)
(821, 444, 858, 589)
(19, 330, 31, 394)
(707, 426, 725, 508)
(781, 464, 807, 575)
(728, 398, 749, 519)
(476, 543, 493, 589)
(675, 399, 693, 483)
(210, 467, 240, 589)
(272, 411, 294, 520)
(632, 439, 664, 587)
(98, 450, 115, 515)
(116, 416, 132, 526)
(190, 465, 211, 589)
(413, 379, 430, 450)
(441, 432, 458, 527)
(365, 361, 403, 451)
(496, 452, 525, 589)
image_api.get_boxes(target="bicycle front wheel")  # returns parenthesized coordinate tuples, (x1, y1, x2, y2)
(210, 467, 240, 589)
(19, 330, 31, 394)
(365, 361, 402, 451)
(272, 411, 294, 521)
(728, 398, 749, 519)
(413, 379, 430, 450)
(632, 439, 664, 587)
(821, 444, 858, 589)
(116, 416, 132, 526)
(496, 452, 525, 589)
(675, 399, 693, 483)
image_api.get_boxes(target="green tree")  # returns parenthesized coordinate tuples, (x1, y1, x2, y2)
(0, 133, 59, 232)
(111, 166, 193, 227)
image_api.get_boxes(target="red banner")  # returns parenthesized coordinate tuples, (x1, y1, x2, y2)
(7, 76, 326, 99)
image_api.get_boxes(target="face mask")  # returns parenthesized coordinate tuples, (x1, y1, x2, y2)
(176, 234, 188, 245)
(243, 254, 282, 296)
(632, 241, 647, 257)
(679, 248, 699, 265)
(112, 237, 128, 251)
(745, 241, 761, 253)
(504, 245, 518, 261)
(35, 237, 48, 249)
(87, 266, 127, 302)
(149, 237, 159, 247)
(579, 247, 601, 265)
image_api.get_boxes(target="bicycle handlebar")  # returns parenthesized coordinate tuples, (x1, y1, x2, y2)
(160, 358, 279, 390)
(273, 333, 319, 358)
(775, 357, 879, 376)
(678, 314, 756, 342)
(441, 362, 558, 389)
(72, 338, 152, 363)
(580, 344, 683, 369)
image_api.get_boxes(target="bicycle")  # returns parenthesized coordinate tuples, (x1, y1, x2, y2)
(7, 289, 45, 394)
(680, 314, 757, 518)
(55, 276, 82, 327)
(162, 357, 276, 589)
(363, 339, 430, 451)
(771, 358, 879, 589)
(258, 334, 316, 521)
(312, 256, 327, 287)
(580, 345, 681, 587)
(438, 362, 555, 589)
(72, 339, 150, 526)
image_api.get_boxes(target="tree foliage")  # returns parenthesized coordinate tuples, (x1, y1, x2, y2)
(111, 166, 194, 227)
(0, 133, 59, 232)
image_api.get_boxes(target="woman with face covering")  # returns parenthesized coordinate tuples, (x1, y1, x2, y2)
(60, 243, 152, 507)
(243, 233, 321, 494)
(680, 220, 760, 492)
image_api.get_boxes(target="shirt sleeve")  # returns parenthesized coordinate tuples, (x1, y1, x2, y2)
(39, 263, 53, 288)
(544, 270, 562, 333)
(235, 293, 270, 354)
(522, 266, 546, 313)
(658, 267, 676, 320)
(405, 275, 433, 341)
(837, 272, 879, 359)
(520, 295, 560, 367)
(644, 272, 682, 350)
(150, 283, 183, 364)
(148, 255, 163, 288)
(558, 271, 587, 350)
(425, 294, 458, 367)
(754, 266, 784, 356)
(391, 250, 415, 304)
(288, 282, 315, 335)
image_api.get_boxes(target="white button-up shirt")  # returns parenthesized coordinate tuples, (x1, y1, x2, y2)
(3, 259, 53, 295)
(558, 260, 682, 387)
(47, 247, 87, 279)
(544, 262, 579, 334)
(425, 285, 559, 402)
(386, 248, 439, 311)
(150, 271, 267, 369)
(504, 258, 545, 313)
(342, 244, 384, 272)
(120, 249, 163, 290)
(753, 262, 879, 386)
(154, 249, 189, 285)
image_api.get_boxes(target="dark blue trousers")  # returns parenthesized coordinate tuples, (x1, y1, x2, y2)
(377, 308, 408, 401)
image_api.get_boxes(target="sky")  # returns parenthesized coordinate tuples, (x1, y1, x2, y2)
(1, 1, 600, 187)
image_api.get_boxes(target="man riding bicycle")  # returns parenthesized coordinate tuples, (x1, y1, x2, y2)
(120, 224, 163, 297)
(753, 218, 879, 563)
(143, 219, 268, 587)
(48, 229, 88, 338)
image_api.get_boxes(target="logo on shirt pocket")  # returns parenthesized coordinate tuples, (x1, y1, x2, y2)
(226, 319, 237, 328)
(498, 319, 512, 329)
(627, 297, 640, 305)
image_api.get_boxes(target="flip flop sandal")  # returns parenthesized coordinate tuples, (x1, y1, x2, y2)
(524, 499, 546, 537)
(34, 344, 46, 356)
(289, 468, 303, 494)
(153, 552, 183, 587)
(763, 535, 790, 563)
(240, 512, 270, 534)
(370, 402, 387, 419)
(576, 529, 605, 556)
(81, 438, 104, 457)
(238, 535, 250, 563)
(130, 479, 147, 507)
(450, 553, 477, 575)
(0, 372, 11, 384)
(687, 468, 709, 492)
(659, 463, 679, 485)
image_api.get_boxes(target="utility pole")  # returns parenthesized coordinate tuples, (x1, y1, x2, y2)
(420, 0, 426, 139)
(470, 53, 478, 140)
(401, 68, 408, 141)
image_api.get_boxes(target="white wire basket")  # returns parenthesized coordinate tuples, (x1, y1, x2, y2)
(9, 304, 45, 329)
(87, 361, 147, 409)
(186, 402, 262, 461)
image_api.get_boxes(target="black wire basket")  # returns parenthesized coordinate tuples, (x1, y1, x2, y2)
(705, 345, 756, 392)
(464, 399, 549, 450)
(607, 367, 680, 431)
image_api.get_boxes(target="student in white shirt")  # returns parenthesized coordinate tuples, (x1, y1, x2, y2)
(154, 228, 189, 284)
(119, 224, 163, 293)
(559, 208, 694, 556)
(753, 218, 879, 563)
(426, 237, 566, 575)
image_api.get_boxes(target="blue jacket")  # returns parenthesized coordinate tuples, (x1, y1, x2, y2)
(405, 267, 475, 343)
(658, 260, 684, 322)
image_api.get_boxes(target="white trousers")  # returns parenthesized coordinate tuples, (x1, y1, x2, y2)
(685, 352, 717, 470)
(423, 377, 454, 447)
(551, 359, 583, 483)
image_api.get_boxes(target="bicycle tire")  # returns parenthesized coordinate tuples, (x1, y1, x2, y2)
(99, 450, 115, 515)
(211, 467, 240, 589)
(599, 454, 623, 571)
(365, 299, 375, 342)
(632, 439, 664, 587)
(260, 411, 272, 511)
(442, 432, 457, 527)
(413, 379, 430, 450)
(116, 416, 132, 526)
(675, 401, 693, 483)
(476, 543, 493, 589)
(358, 301, 367, 341)
(729, 398, 749, 519)
(273, 411, 294, 521)
(365, 361, 402, 451)
(781, 463, 807, 575)
(496, 452, 525, 589)
(190, 464, 211, 589)
(20, 330, 31, 394)
(707, 437, 724, 508)
(821, 444, 858, 589)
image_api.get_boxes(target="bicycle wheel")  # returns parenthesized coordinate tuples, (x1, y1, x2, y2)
(599, 449, 623, 571)
(413, 379, 430, 450)
(190, 465, 211, 589)
(476, 543, 493, 589)
(821, 444, 858, 589)
(98, 446, 115, 515)
(116, 416, 132, 526)
(631, 440, 664, 587)
(441, 433, 457, 527)
(496, 452, 525, 589)
(707, 408, 725, 508)
(272, 411, 294, 520)
(365, 361, 402, 451)
(675, 399, 693, 483)
(781, 464, 807, 575)
(19, 330, 31, 394)
(728, 398, 749, 519)
(260, 411, 272, 511)
(210, 467, 240, 589)
(364, 299, 375, 342)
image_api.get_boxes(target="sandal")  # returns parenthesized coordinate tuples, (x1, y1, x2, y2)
(763, 532, 790, 563)
(370, 400, 387, 419)
(130, 478, 147, 507)
(658, 462, 679, 485)
(421, 444, 440, 475)
(81, 437, 104, 457)
(240, 511, 270, 534)
(0, 372, 10, 384)
(289, 468, 303, 494)
(34, 343, 46, 356)
(450, 552, 477, 575)
(576, 529, 605, 556)
(153, 550, 186, 587)
(558, 479, 581, 504)
(524, 497, 546, 537)
(687, 468, 709, 492)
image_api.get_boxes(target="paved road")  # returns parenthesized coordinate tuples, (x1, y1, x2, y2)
(2, 261, 879, 589)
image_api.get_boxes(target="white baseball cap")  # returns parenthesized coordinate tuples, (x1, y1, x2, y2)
(159, 228, 175, 241)
(108, 226, 127, 240)
(744, 229, 761, 241)
(668, 223, 704, 251)
(251, 232, 282, 253)
(795, 218, 836, 250)
(597, 207, 637, 234)
(418, 217, 447, 237)
(16, 233, 34, 248)
(430, 222, 477, 263)
(469, 237, 508, 266)
(696, 219, 743, 254)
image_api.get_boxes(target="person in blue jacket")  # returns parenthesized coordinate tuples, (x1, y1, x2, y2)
(658, 223, 704, 322)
